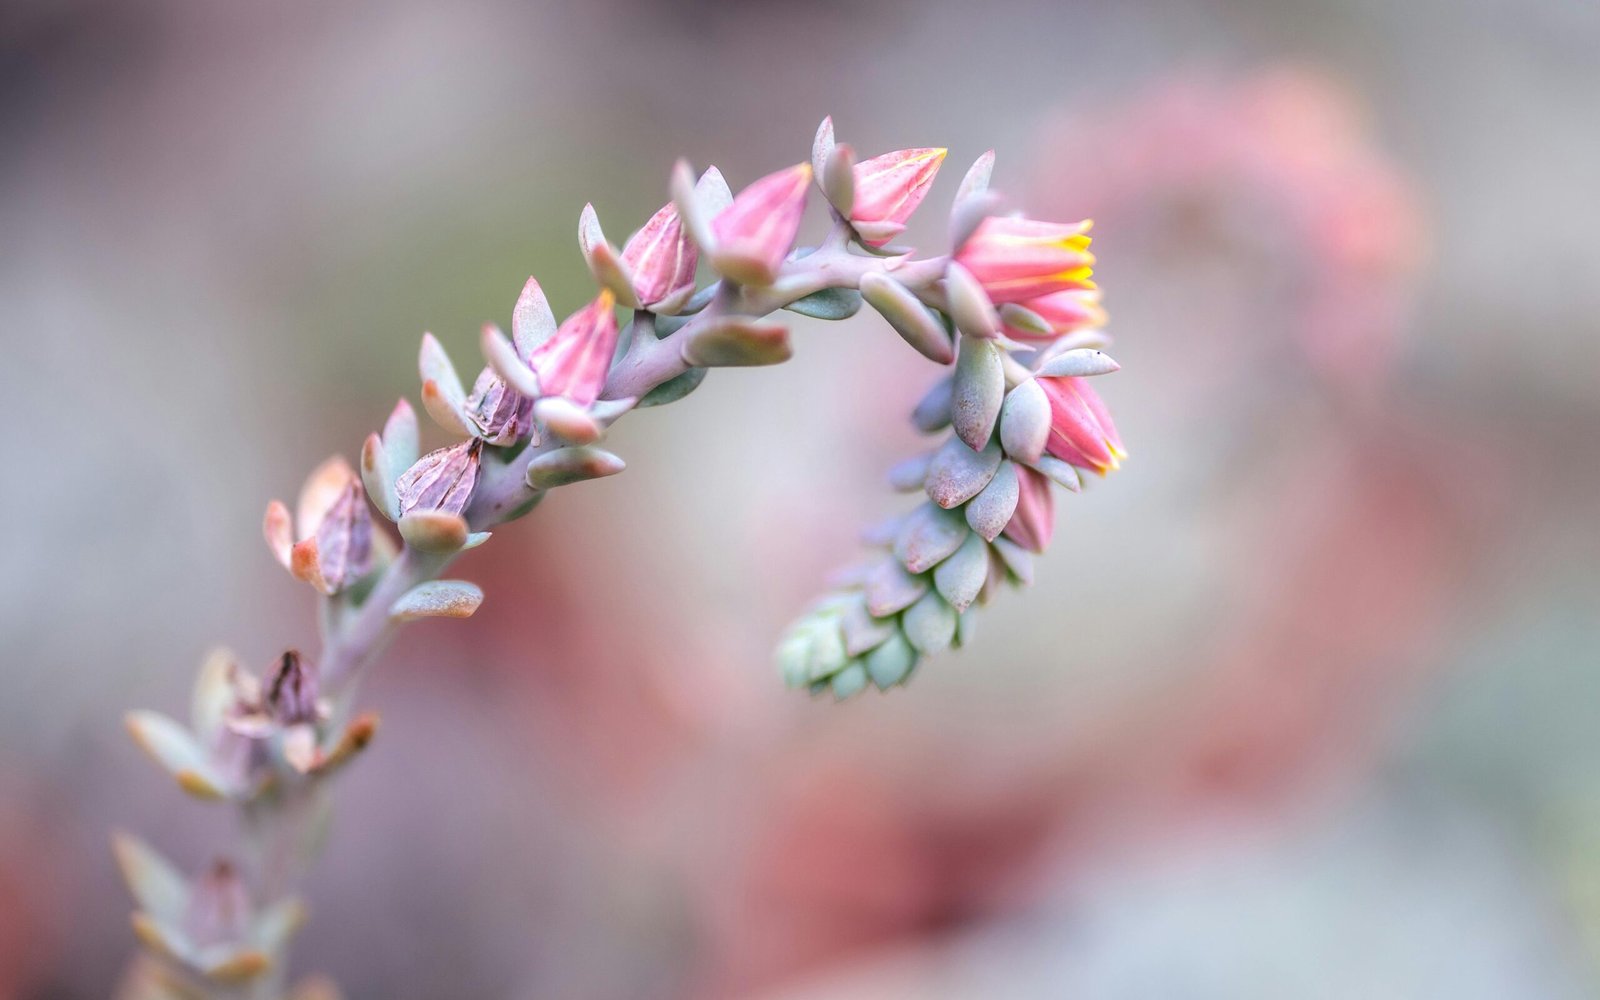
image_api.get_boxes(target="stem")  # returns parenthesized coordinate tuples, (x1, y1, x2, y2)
(229, 238, 950, 995)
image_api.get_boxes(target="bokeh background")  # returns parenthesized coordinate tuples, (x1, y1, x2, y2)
(3, 0, 1598, 996)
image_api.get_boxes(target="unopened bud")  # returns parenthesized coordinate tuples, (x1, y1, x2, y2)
(621, 201, 698, 313)
(526, 291, 619, 408)
(1003, 464, 1055, 553)
(465, 367, 534, 445)
(850, 146, 946, 247)
(266, 650, 321, 727)
(396, 439, 482, 517)
(711, 163, 811, 285)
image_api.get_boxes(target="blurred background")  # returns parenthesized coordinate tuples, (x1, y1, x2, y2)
(3, 0, 1598, 996)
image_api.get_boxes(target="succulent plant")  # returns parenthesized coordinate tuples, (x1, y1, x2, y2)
(117, 116, 1128, 996)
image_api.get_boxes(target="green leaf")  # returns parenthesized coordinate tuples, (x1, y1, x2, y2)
(783, 286, 863, 321)
(637, 366, 708, 408)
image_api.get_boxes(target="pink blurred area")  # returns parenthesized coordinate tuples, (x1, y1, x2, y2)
(3, 1, 1599, 998)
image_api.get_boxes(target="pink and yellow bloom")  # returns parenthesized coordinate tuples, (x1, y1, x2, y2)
(850, 147, 947, 246)
(526, 290, 619, 407)
(954, 216, 1096, 304)
(1038, 374, 1125, 475)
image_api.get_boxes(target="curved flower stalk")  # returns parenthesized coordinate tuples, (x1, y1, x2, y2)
(116, 116, 1127, 997)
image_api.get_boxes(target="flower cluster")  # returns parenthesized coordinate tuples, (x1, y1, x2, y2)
(777, 125, 1123, 699)
(118, 116, 1127, 995)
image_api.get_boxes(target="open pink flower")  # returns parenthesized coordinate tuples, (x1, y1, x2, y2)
(955, 216, 1095, 304)
(1038, 374, 1125, 475)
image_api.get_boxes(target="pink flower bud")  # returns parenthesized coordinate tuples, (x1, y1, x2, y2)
(711, 163, 812, 285)
(850, 147, 946, 246)
(1002, 465, 1055, 553)
(525, 290, 619, 407)
(1037, 374, 1125, 475)
(621, 201, 698, 311)
(953, 216, 1096, 304)
(395, 439, 482, 518)
(1001, 289, 1108, 342)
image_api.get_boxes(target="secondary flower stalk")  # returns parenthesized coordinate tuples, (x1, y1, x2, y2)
(117, 117, 1129, 998)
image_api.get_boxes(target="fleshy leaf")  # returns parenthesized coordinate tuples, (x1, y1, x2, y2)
(944, 262, 999, 339)
(525, 446, 626, 488)
(111, 832, 189, 924)
(389, 580, 484, 623)
(578, 204, 640, 309)
(125, 711, 228, 799)
(784, 286, 863, 321)
(911, 375, 955, 433)
(999, 379, 1051, 464)
(511, 277, 558, 358)
(965, 461, 1020, 542)
(924, 436, 1002, 509)
(893, 503, 969, 574)
(396, 511, 469, 552)
(382, 398, 420, 473)
(1035, 348, 1121, 378)
(679, 317, 792, 367)
(933, 531, 989, 613)
(951, 336, 1005, 450)
(860, 272, 954, 365)
(902, 590, 958, 654)
(863, 559, 929, 618)
(533, 397, 602, 444)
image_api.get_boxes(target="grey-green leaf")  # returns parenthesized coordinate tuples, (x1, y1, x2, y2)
(864, 558, 930, 617)
(933, 531, 989, 613)
(999, 379, 1051, 464)
(679, 317, 792, 367)
(965, 461, 1020, 542)
(112, 832, 190, 924)
(785, 286, 864, 321)
(951, 336, 1004, 450)
(1034, 348, 1120, 379)
(865, 631, 918, 689)
(925, 436, 1002, 509)
(893, 502, 969, 574)
(830, 661, 869, 700)
(637, 366, 707, 408)
(902, 590, 958, 654)
(944, 262, 999, 339)
(860, 272, 954, 365)
(1031, 455, 1082, 492)
(991, 536, 1035, 585)
(911, 375, 955, 433)
(887, 452, 934, 493)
